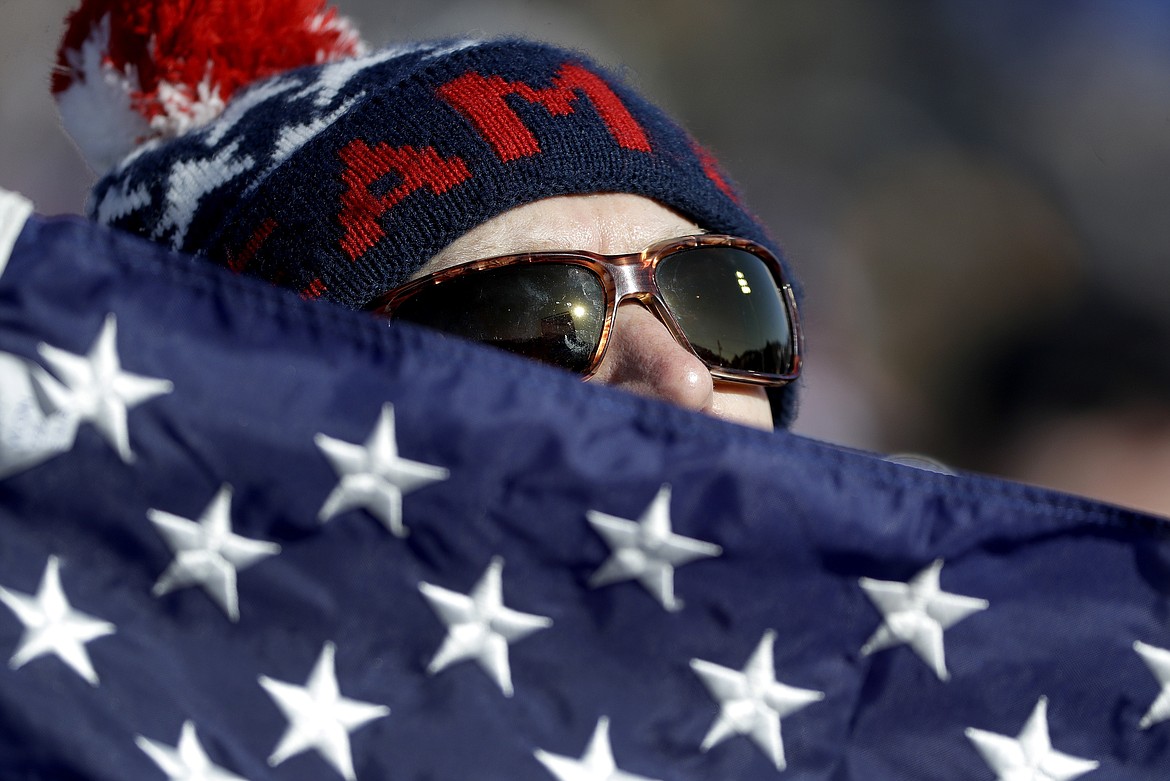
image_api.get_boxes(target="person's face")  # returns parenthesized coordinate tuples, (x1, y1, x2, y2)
(414, 193, 775, 430)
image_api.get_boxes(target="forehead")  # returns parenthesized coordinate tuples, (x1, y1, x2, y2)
(414, 194, 702, 279)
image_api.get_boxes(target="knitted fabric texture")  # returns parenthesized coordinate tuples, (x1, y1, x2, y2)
(84, 38, 799, 424)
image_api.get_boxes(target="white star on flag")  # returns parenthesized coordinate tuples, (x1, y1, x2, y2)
(1134, 640, 1170, 729)
(33, 313, 173, 463)
(419, 556, 552, 696)
(0, 556, 115, 686)
(858, 558, 989, 680)
(965, 696, 1099, 780)
(315, 403, 449, 537)
(586, 483, 721, 611)
(534, 716, 660, 781)
(259, 641, 390, 781)
(0, 352, 80, 479)
(689, 630, 823, 771)
(136, 720, 248, 781)
(147, 484, 281, 622)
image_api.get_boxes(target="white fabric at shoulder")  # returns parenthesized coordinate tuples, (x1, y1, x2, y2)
(0, 188, 34, 281)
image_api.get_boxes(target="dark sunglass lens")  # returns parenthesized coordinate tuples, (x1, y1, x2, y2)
(656, 247, 793, 375)
(391, 264, 607, 373)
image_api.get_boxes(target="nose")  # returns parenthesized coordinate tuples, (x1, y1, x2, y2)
(587, 299, 715, 413)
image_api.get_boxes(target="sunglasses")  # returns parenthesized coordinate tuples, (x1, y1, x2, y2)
(370, 234, 802, 386)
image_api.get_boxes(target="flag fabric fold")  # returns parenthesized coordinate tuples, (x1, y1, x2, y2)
(0, 189, 1166, 779)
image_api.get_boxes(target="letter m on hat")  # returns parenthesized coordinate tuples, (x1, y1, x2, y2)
(437, 63, 652, 161)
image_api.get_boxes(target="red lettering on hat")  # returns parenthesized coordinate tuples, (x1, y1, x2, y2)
(436, 63, 652, 162)
(692, 141, 740, 204)
(301, 278, 328, 300)
(226, 217, 279, 273)
(338, 140, 472, 261)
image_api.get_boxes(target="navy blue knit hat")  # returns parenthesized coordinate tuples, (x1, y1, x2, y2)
(54, 2, 798, 424)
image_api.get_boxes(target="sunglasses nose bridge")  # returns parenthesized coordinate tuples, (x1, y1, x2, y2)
(607, 256, 657, 301)
(604, 259, 687, 351)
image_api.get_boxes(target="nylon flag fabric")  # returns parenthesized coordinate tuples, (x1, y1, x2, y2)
(0, 188, 1167, 780)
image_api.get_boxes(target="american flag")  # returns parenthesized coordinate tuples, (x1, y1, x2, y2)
(0, 188, 1167, 779)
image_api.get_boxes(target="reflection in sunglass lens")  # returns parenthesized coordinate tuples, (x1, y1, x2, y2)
(656, 247, 793, 375)
(391, 264, 607, 373)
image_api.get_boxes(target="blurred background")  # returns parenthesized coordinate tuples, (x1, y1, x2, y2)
(5, 0, 1170, 514)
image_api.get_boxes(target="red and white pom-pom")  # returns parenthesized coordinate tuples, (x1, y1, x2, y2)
(53, 0, 366, 174)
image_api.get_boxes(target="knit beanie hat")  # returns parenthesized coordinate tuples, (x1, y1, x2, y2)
(53, 0, 799, 424)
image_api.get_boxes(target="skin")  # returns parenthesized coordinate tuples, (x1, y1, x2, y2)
(416, 193, 775, 430)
